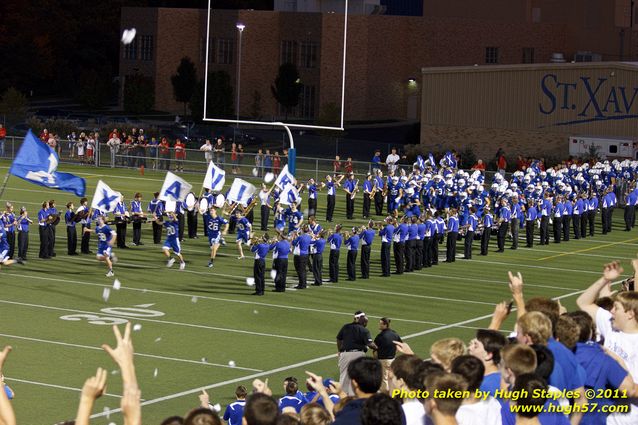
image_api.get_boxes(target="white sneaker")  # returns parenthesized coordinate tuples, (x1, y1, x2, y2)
(167, 258, 176, 268)
(179, 262, 186, 270)
(237, 256, 245, 260)
(106, 270, 114, 277)
(111, 255, 118, 264)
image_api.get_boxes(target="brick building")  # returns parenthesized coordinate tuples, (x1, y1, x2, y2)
(119, 0, 637, 124)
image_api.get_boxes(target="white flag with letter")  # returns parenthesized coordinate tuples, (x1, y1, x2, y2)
(91, 180, 122, 213)
(202, 161, 226, 192)
(273, 165, 296, 189)
(159, 172, 192, 202)
(227, 178, 256, 207)
(279, 183, 301, 206)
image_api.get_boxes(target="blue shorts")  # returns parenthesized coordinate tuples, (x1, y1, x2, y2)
(97, 245, 112, 258)
(275, 222, 285, 232)
(236, 233, 249, 244)
(163, 238, 181, 254)
(209, 234, 221, 246)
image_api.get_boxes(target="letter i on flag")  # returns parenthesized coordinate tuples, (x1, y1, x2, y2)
(91, 180, 122, 213)
(227, 178, 256, 206)
(159, 171, 193, 202)
(202, 161, 226, 192)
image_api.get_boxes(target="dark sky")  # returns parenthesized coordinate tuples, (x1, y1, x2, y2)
(0, 0, 273, 96)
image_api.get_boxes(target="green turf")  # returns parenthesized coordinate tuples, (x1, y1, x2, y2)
(0, 159, 636, 424)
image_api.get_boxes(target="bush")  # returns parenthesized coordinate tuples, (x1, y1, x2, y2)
(124, 74, 155, 114)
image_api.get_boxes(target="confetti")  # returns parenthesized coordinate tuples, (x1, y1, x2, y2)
(111, 370, 120, 375)
(264, 172, 274, 183)
(154, 337, 162, 343)
(201, 357, 208, 363)
(153, 368, 159, 378)
(102, 288, 111, 302)
(246, 278, 255, 286)
(270, 269, 277, 280)
(228, 360, 236, 368)
(103, 406, 111, 419)
(113, 279, 121, 290)
(212, 403, 222, 412)
(108, 423, 116, 425)
(133, 324, 142, 331)
(121, 28, 137, 45)
(191, 296, 198, 303)
(253, 309, 259, 314)
(252, 168, 258, 177)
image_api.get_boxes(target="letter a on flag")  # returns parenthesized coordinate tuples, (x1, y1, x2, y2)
(159, 172, 193, 202)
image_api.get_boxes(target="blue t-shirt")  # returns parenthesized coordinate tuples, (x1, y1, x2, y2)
(251, 242, 270, 260)
(236, 217, 251, 237)
(223, 400, 245, 425)
(293, 233, 312, 255)
(346, 234, 360, 251)
(361, 229, 375, 245)
(270, 240, 290, 259)
(206, 216, 228, 238)
(328, 233, 342, 250)
(288, 211, 303, 233)
(279, 395, 306, 413)
(95, 225, 113, 249)
(500, 399, 570, 425)
(547, 338, 586, 391)
(479, 372, 501, 397)
(311, 238, 326, 254)
(163, 220, 179, 240)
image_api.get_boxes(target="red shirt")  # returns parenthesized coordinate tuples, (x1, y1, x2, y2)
(345, 161, 353, 173)
(471, 162, 486, 171)
(0, 127, 6, 139)
(160, 141, 170, 155)
(333, 161, 342, 172)
(174, 142, 186, 159)
(497, 156, 507, 170)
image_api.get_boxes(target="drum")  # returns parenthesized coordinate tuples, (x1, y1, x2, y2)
(185, 193, 197, 211)
(198, 197, 209, 215)
(214, 194, 225, 208)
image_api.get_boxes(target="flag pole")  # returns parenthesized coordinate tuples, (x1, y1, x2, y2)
(0, 170, 11, 201)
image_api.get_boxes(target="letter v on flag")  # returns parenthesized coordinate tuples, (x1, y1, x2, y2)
(91, 180, 121, 213)
(202, 161, 226, 192)
(159, 172, 192, 202)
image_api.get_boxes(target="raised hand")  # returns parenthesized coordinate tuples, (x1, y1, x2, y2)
(508, 271, 524, 297)
(80, 368, 107, 401)
(0, 346, 12, 373)
(199, 389, 210, 408)
(393, 340, 414, 355)
(101, 322, 134, 369)
(603, 261, 624, 282)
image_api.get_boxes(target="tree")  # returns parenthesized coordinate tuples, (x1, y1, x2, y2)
(189, 71, 234, 123)
(271, 63, 302, 119)
(123, 74, 155, 114)
(76, 68, 110, 109)
(250, 90, 262, 120)
(171, 57, 198, 117)
(0, 87, 28, 125)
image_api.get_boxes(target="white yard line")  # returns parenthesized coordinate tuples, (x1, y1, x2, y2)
(5, 377, 123, 398)
(0, 299, 334, 345)
(0, 332, 262, 372)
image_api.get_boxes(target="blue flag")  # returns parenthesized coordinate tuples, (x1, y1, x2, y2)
(9, 130, 86, 197)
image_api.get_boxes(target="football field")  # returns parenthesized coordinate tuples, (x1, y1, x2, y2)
(0, 160, 636, 425)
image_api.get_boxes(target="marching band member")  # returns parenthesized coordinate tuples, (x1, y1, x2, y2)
(76, 197, 92, 254)
(131, 192, 145, 245)
(0, 220, 15, 269)
(423, 211, 435, 267)
(496, 198, 511, 253)
(250, 234, 270, 296)
(393, 217, 408, 274)
(322, 174, 338, 222)
(343, 173, 357, 220)
(445, 209, 459, 263)
(148, 191, 164, 244)
(310, 230, 327, 285)
(270, 233, 290, 292)
(64, 201, 78, 255)
(327, 224, 343, 283)
(433, 211, 445, 265)
(259, 184, 271, 231)
(405, 216, 419, 272)
(38, 201, 50, 259)
(373, 170, 385, 216)
(360, 222, 375, 279)
(552, 194, 564, 244)
(95, 215, 117, 277)
(510, 196, 521, 250)
(2, 203, 16, 260)
(525, 199, 537, 248)
(162, 211, 186, 270)
(540, 192, 552, 245)
(114, 195, 129, 249)
(47, 200, 59, 258)
(345, 227, 359, 281)
(306, 178, 318, 218)
(16, 207, 32, 263)
(205, 207, 228, 268)
(562, 193, 573, 242)
(463, 206, 478, 260)
(379, 217, 394, 277)
(292, 226, 312, 289)
(480, 206, 493, 256)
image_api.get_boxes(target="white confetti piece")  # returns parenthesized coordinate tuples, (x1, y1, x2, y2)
(201, 357, 208, 363)
(270, 269, 277, 280)
(133, 324, 142, 331)
(264, 172, 274, 183)
(102, 288, 111, 302)
(246, 278, 255, 286)
(253, 310, 259, 314)
(103, 406, 111, 419)
(154, 337, 162, 343)
(191, 296, 198, 303)
(113, 279, 121, 290)
(111, 370, 120, 375)
(228, 360, 236, 368)
(153, 368, 159, 378)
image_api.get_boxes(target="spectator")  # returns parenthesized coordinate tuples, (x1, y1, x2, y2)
(332, 357, 383, 425)
(344, 157, 353, 174)
(385, 148, 400, 174)
(183, 408, 221, 425)
(214, 138, 225, 168)
(450, 355, 501, 425)
(256, 149, 264, 177)
(200, 139, 213, 164)
(371, 150, 382, 173)
(389, 355, 427, 425)
(516, 155, 527, 171)
(299, 403, 331, 425)
(496, 151, 507, 175)
(333, 155, 342, 174)
(0, 124, 6, 158)
(174, 138, 186, 172)
(40, 128, 49, 142)
(374, 317, 402, 393)
(423, 372, 467, 425)
(107, 133, 121, 168)
(468, 329, 507, 397)
(237, 143, 244, 171)
(244, 393, 279, 425)
(471, 159, 485, 171)
(231, 143, 239, 174)
(279, 381, 306, 413)
(86, 133, 95, 164)
(361, 393, 404, 425)
(67, 131, 77, 159)
(77, 132, 86, 162)
(160, 137, 171, 170)
(510, 374, 554, 425)
(264, 149, 273, 174)
(148, 137, 158, 169)
(430, 337, 466, 371)
(273, 151, 281, 176)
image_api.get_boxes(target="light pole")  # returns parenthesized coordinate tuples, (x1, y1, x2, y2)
(235, 22, 245, 142)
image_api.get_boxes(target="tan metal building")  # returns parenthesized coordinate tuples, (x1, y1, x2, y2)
(420, 62, 638, 162)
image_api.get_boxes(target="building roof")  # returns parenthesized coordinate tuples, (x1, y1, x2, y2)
(421, 62, 638, 75)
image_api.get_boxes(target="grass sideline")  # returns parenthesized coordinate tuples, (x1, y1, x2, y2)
(0, 159, 635, 424)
